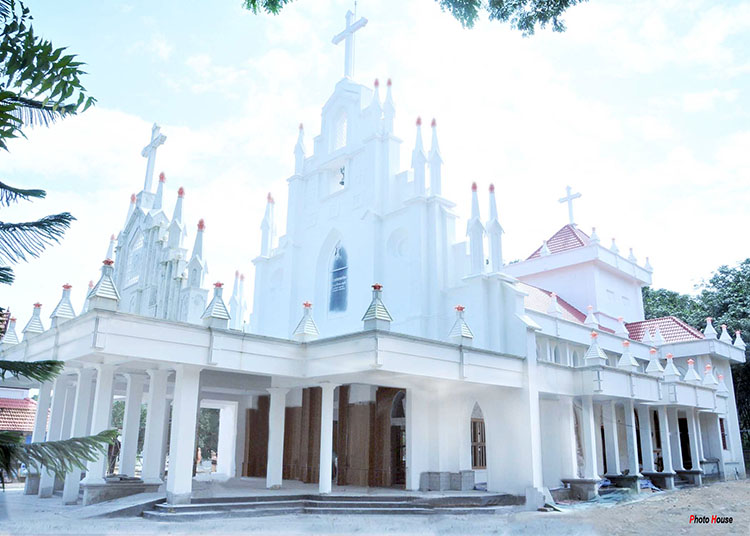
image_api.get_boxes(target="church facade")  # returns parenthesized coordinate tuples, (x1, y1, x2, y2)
(0, 10, 746, 508)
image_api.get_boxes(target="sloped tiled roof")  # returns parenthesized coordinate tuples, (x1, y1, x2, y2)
(518, 282, 587, 324)
(0, 397, 36, 432)
(527, 224, 591, 260)
(625, 316, 704, 344)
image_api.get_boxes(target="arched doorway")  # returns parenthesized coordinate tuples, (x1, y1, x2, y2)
(390, 391, 406, 487)
(470, 403, 487, 484)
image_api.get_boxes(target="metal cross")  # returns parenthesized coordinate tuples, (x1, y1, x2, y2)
(141, 123, 167, 192)
(332, 9, 368, 79)
(558, 185, 581, 225)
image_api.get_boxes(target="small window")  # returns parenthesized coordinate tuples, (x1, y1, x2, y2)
(329, 245, 348, 312)
(471, 419, 486, 469)
(720, 418, 728, 450)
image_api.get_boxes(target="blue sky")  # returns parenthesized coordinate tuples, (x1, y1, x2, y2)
(2, 0, 749, 323)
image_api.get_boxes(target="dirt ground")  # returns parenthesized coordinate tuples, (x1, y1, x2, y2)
(0, 479, 748, 535)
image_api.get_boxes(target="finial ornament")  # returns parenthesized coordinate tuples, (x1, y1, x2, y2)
(197, 219, 205, 231)
(416, 116, 422, 126)
(558, 185, 581, 225)
(178, 186, 185, 198)
(332, 9, 368, 79)
(159, 172, 166, 183)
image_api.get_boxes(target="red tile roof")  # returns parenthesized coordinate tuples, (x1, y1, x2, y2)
(0, 397, 37, 433)
(519, 282, 586, 324)
(527, 224, 591, 260)
(625, 316, 704, 344)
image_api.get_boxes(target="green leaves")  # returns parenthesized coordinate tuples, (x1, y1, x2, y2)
(241, 0, 587, 33)
(0, 180, 45, 207)
(0, 212, 75, 264)
(0, 359, 64, 383)
(0, 429, 119, 487)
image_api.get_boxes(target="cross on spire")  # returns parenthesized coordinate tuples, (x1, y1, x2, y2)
(558, 185, 581, 225)
(332, 8, 368, 79)
(141, 123, 167, 192)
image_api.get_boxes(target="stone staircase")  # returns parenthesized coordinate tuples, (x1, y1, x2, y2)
(142, 493, 523, 520)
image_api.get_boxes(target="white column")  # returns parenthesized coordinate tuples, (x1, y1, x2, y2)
(38, 375, 72, 497)
(657, 406, 673, 473)
(81, 364, 116, 484)
(695, 410, 706, 462)
(119, 373, 146, 477)
(166, 365, 201, 504)
(141, 369, 171, 484)
(318, 383, 338, 494)
(602, 400, 621, 476)
(405, 387, 430, 490)
(710, 413, 727, 478)
(215, 402, 237, 478)
(565, 397, 580, 478)
(686, 409, 702, 472)
(60, 381, 78, 440)
(62, 368, 96, 504)
(580, 396, 599, 479)
(265, 387, 289, 488)
(623, 399, 641, 476)
(636, 405, 655, 473)
(24, 380, 53, 494)
(666, 407, 684, 471)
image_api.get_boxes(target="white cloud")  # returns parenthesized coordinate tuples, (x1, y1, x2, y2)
(682, 88, 739, 112)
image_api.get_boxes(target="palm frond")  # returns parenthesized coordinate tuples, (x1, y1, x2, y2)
(0, 181, 46, 207)
(0, 360, 64, 382)
(0, 266, 13, 285)
(3, 95, 73, 129)
(0, 429, 118, 486)
(0, 212, 75, 264)
(0, 0, 11, 20)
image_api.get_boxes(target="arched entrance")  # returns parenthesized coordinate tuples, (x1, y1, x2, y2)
(470, 402, 487, 484)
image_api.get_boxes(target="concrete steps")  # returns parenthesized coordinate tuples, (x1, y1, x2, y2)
(143, 493, 520, 520)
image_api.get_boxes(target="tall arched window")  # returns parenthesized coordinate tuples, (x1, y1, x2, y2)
(329, 244, 348, 312)
(333, 110, 347, 151)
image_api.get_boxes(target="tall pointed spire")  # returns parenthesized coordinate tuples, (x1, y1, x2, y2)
(466, 182, 485, 275)
(152, 171, 166, 210)
(260, 193, 275, 257)
(0, 317, 19, 346)
(22, 303, 44, 339)
(294, 123, 306, 176)
(173, 187, 185, 222)
(192, 219, 205, 260)
(429, 118, 443, 196)
(369, 79, 382, 118)
(50, 284, 76, 327)
(125, 193, 136, 225)
(187, 219, 207, 288)
(106, 234, 116, 261)
(167, 187, 186, 250)
(229, 270, 241, 330)
(411, 117, 427, 195)
(293, 301, 320, 342)
(486, 183, 503, 272)
(383, 79, 395, 134)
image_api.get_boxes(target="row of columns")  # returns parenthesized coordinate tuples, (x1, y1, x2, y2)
(31, 364, 174, 503)
(578, 396, 712, 487)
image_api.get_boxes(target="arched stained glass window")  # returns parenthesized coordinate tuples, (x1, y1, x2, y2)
(329, 244, 348, 312)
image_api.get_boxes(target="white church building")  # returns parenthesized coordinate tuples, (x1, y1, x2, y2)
(0, 9, 746, 509)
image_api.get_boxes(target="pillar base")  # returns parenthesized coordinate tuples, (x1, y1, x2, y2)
(561, 478, 601, 501)
(166, 491, 192, 505)
(607, 474, 642, 493)
(676, 469, 703, 486)
(642, 471, 675, 490)
(82, 480, 161, 506)
(24, 474, 40, 495)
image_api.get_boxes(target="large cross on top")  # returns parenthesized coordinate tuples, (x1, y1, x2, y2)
(558, 185, 582, 225)
(332, 9, 368, 79)
(141, 123, 167, 192)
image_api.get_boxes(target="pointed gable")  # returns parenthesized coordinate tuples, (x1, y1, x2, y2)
(527, 224, 591, 260)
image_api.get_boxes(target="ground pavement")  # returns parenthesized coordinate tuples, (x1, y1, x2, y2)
(0, 479, 748, 535)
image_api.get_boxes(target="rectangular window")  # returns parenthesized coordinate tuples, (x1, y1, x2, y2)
(720, 418, 728, 450)
(471, 419, 486, 469)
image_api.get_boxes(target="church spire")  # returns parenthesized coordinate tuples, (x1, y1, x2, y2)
(152, 171, 166, 210)
(229, 270, 241, 330)
(294, 123, 306, 176)
(486, 184, 503, 272)
(429, 118, 442, 196)
(168, 187, 186, 249)
(383, 79, 395, 134)
(466, 182, 485, 275)
(260, 193, 275, 257)
(173, 187, 184, 222)
(411, 117, 427, 195)
(125, 193, 136, 225)
(106, 234, 116, 261)
(369, 79, 382, 115)
(192, 219, 205, 260)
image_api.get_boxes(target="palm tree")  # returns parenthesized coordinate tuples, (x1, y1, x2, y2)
(0, 0, 116, 488)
